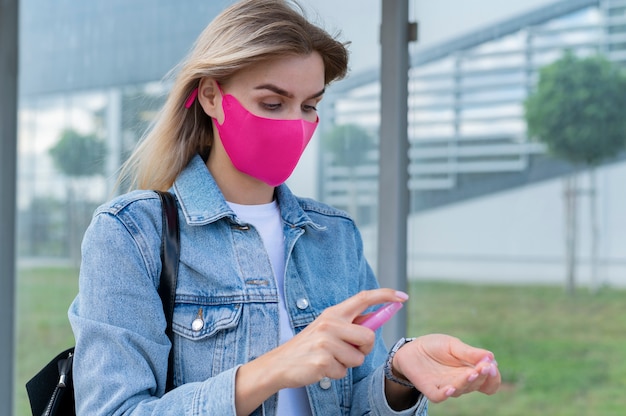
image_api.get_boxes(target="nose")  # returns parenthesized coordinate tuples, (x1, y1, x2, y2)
(284, 106, 303, 120)
(291, 106, 317, 123)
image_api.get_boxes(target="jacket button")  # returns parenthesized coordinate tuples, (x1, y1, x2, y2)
(191, 308, 204, 332)
(296, 298, 309, 310)
(319, 377, 331, 390)
(191, 317, 204, 332)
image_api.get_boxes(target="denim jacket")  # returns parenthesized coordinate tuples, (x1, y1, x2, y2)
(69, 154, 428, 416)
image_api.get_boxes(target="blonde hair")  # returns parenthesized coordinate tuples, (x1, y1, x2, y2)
(120, 0, 349, 191)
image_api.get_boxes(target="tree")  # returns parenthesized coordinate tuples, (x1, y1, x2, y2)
(322, 124, 377, 221)
(525, 51, 626, 293)
(49, 128, 108, 264)
(49, 128, 107, 177)
(323, 123, 376, 167)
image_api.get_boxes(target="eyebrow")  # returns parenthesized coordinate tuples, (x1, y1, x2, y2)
(254, 83, 325, 100)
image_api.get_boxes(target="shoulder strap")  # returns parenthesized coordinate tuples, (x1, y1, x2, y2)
(155, 190, 180, 393)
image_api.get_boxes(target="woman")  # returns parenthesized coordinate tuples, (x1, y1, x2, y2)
(69, 0, 500, 415)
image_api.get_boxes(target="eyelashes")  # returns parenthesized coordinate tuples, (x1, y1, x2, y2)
(261, 102, 318, 112)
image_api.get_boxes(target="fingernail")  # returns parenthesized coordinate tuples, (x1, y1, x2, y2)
(468, 372, 479, 382)
(481, 366, 491, 375)
(445, 387, 456, 397)
(480, 355, 494, 364)
(395, 291, 409, 300)
(489, 365, 498, 377)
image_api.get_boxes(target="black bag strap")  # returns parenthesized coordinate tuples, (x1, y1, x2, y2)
(155, 190, 180, 392)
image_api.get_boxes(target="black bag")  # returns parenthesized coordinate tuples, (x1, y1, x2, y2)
(25, 191, 180, 416)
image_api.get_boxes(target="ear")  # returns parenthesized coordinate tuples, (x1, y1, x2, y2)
(197, 78, 224, 123)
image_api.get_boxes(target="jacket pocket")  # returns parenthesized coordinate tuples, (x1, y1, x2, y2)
(171, 302, 243, 383)
(172, 302, 242, 340)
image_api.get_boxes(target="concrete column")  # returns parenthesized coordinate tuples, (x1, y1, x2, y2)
(378, 0, 411, 346)
(0, 0, 19, 413)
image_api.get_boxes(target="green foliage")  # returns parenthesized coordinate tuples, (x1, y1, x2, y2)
(49, 128, 107, 177)
(525, 51, 626, 166)
(322, 123, 376, 167)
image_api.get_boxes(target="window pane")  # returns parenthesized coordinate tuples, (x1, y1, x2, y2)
(15, 1, 379, 414)
(326, 0, 626, 414)
(18, 1, 626, 414)
(410, 1, 625, 414)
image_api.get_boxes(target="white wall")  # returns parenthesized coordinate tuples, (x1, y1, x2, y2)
(406, 161, 626, 287)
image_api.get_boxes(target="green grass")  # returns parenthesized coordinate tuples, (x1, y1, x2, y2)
(15, 266, 78, 416)
(14, 267, 626, 415)
(408, 282, 626, 416)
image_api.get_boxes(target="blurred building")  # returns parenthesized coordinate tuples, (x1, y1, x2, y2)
(18, 0, 227, 260)
(320, 0, 626, 286)
(18, 0, 626, 286)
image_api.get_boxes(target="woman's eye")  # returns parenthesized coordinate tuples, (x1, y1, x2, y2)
(262, 103, 281, 110)
(303, 104, 318, 112)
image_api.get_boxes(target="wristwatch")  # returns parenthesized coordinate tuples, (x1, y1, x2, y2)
(384, 337, 416, 388)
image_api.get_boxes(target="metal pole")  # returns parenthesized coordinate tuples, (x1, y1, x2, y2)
(0, 0, 19, 413)
(378, 0, 410, 346)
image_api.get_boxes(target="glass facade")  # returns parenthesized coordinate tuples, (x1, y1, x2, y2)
(17, 0, 227, 266)
(18, 86, 166, 261)
(12, 0, 626, 414)
(14, 1, 380, 413)
(322, 0, 626, 287)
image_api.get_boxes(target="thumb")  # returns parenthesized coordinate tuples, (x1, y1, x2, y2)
(449, 337, 495, 367)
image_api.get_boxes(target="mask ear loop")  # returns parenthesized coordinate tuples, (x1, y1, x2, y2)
(184, 88, 198, 109)
(184, 81, 224, 109)
(215, 82, 224, 95)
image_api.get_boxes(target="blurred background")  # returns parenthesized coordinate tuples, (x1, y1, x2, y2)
(10, 0, 626, 414)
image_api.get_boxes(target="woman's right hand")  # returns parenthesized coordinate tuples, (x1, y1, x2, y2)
(234, 288, 408, 415)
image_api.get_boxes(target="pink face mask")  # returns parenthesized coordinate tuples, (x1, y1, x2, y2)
(212, 87, 319, 187)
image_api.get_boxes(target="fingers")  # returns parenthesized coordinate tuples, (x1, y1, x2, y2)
(479, 376, 501, 396)
(310, 314, 376, 355)
(449, 337, 501, 395)
(415, 385, 449, 404)
(294, 289, 407, 374)
(272, 321, 365, 387)
(327, 288, 409, 322)
(393, 334, 501, 403)
(443, 357, 501, 401)
(269, 289, 408, 389)
(420, 363, 501, 403)
(476, 362, 501, 395)
(331, 337, 368, 370)
(327, 289, 407, 351)
(449, 337, 495, 367)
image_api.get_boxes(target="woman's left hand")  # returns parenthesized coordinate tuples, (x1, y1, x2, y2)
(392, 334, 501, 403)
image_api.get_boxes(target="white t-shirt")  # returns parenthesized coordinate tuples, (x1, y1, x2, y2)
(227, 200, 312, 416)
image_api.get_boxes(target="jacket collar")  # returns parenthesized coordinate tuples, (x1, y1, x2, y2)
(172, 154, 319, 229)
